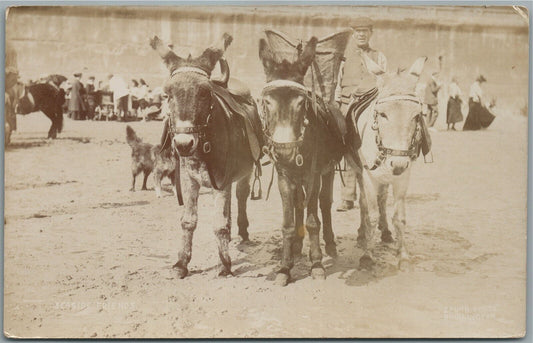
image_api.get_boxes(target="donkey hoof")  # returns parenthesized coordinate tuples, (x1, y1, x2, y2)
(172, 263, 188, 279)
(325, 244, 338, 258)
(274, 272, 290, 286)
(129, 188, 135, 192)
(239, 233, 250, 242)
(359, 254, 375, 270)
(311, 266, 326, 280)
(398, 258, 411, 272)
(381, 231, 394, 243)
(218, 269, 233, 278)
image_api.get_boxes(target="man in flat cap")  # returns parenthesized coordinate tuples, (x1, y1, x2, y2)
(335, 16, 387, 212)
(68, 72, 86, 120)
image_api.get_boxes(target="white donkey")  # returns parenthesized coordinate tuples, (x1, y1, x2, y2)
(349, 57, 431, 270)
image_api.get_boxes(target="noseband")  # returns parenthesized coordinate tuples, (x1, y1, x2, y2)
(367, 94, 423, 170)
(260, 80, 311, 167)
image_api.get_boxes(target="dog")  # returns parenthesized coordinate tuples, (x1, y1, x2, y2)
(126, 125, 177, 198)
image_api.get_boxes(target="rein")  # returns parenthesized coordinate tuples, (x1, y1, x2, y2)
(366, 94, 423, 171)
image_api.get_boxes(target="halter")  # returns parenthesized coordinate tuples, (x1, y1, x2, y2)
(166, 67, 214, 155)
(260, 79, 312, 167)
(367, 94, 423, 170)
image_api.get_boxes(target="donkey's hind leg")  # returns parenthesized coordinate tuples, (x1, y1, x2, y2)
(173, 174, 200, 279)
(306, 175, 325, 280)
(214, 184, 233, 277)
(320, 170, 337, 258)
(236, 173, 251, 242)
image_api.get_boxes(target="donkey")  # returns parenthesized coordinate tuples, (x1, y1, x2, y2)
(352, 57, 431, 270)
(15, 82, 65, 139)
(150, 34, 261, 278)
(259, 37, 348, 286)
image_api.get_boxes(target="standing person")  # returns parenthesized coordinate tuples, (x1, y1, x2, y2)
(108, 74, 129, 121)
(463, 75, 495, 130)
(446, 77, 463, 130)
(129, 79, 140, 117)
(424, 71, 442, 128)
(334, 16, 387, 212)
(68, 72, 86, 120)
(85, 76, 97, 120)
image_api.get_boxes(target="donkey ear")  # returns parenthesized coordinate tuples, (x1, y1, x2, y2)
(408, 56, 427, 78)
(196, 33, 233, 73)
(150, 35, 183, 72)
(259, 38, 275, 71)
(298, 36, 318, 72)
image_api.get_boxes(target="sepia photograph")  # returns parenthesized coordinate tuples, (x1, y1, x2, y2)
(3, 4, 529, 338)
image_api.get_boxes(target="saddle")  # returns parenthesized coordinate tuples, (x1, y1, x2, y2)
(345, 87, 379, 160)
(210, 81, 264, 162)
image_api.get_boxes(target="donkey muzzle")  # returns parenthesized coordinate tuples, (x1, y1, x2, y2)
(389, 158, 410, 176)
(173, 134, 197, 157)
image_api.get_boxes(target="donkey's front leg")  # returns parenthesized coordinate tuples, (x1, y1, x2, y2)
(173, 173, 200, 279)
(213, 184, 233, 277)
(320, 170, 337, 258)
(306, 174, 325, 280)
(392, 175, 410, 271)
(275, 174, 296, 286)
(293, 185, 305, 257)
(357, 171, 375, 270)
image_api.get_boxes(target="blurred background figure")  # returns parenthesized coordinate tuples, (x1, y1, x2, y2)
(68, 72, 86, 120)
(446, 76, 463, 131)
(109, 74, 129, 121)
(129, 79, 140, 117)
(85, 76, 97, 120)
(463, 75, 496, 130)
(424, 71, 442, 129)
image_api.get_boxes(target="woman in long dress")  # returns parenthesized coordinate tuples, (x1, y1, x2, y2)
(463, 75, 496, 131)
(446, 77, 463, 130)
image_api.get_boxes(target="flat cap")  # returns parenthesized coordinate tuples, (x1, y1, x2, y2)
(476, 75, 487, 82)
(352, 16, 373, 29)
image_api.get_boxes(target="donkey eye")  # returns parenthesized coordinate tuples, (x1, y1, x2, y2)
(379, 112, 388, 119)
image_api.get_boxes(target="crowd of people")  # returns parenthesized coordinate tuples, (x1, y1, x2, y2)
(56, 73, 170, 122)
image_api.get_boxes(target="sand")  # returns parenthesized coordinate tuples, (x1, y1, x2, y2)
(3, 111, 527, 338)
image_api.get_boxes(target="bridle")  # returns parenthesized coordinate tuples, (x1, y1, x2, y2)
(260, 79, 312, 167)
(367, 94, 423, 171)
(165, 66, 215, 155)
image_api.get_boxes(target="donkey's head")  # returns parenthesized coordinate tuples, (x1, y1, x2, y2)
(150, 34, 232, 156)
(258, 37, 318, 162)
(373, 57, 427, 175)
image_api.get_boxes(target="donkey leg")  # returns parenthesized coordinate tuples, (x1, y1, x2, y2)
(214, 185, 233, 277)
(392, 175, 410, 271)
(293, 185, 305, 257)
(306, 175, 325, 280)
(275, 174, 296, 286)
(173, 174, 200, 279)
(357, 172, 376, 270)
(236, 173, 251, 242)
(320, 171, 337, 258)
(377, 183, 393, 243)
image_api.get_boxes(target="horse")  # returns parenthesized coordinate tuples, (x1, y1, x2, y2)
(258, 36, 349, 286)
(15, 81, 66, 139)
(350, 57, 431, 270)
(150, 34, 263, 278)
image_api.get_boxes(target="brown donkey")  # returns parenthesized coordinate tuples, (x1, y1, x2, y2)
(258, 36, 348, 286)
(150, 34, 262, 278)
